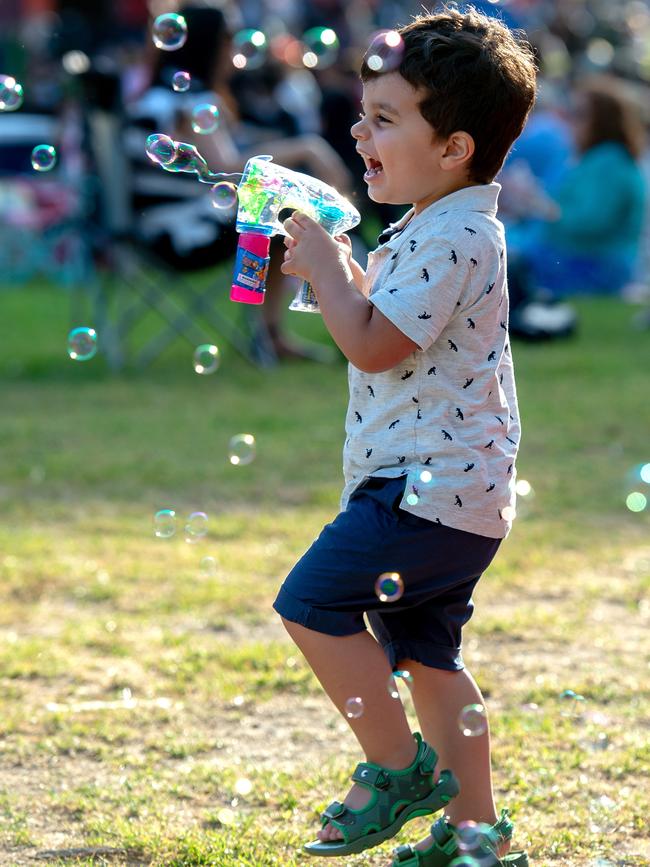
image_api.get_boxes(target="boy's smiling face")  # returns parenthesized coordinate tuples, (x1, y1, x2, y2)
(352, 72, 474, 213)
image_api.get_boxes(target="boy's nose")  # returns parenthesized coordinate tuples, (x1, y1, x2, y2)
(350, 118, 367, 140)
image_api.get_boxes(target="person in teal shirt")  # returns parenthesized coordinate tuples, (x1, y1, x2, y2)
(508, 75, 646, 297)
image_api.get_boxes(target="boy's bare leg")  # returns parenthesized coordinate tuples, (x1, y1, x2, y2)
(399, 660, 509, 856)
(280, 618, 421, 842)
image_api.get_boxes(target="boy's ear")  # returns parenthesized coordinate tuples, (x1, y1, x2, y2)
(439, 131, 475, 172)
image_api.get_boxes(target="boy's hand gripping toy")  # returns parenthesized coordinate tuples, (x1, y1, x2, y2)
(231, 156, 360, 311)
(146, 136, 361, 312)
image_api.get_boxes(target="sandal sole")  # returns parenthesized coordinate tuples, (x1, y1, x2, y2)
(304, 771, 459, 857)
(392, 847, 529, 867)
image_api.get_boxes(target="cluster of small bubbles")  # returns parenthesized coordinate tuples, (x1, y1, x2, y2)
(31, 144, 57, 172)
(191, 103, 219, 134)
(374, 571, 404, 602)
(193, 343, 220, 374)
(345, 696, 364, 719)
(228, 433, 256, 466)
(458, 703, 488, 737)
(234, 777, 253, 796)
(145, 133, 176, 166)
(154, 508, 177, 538)
(302, 27, 339, 69)
(210, 182, 238, 211)
(172, 70, 191, 92)
(152, 13, 188, 52)
(200, 555, 218, 577)
(387, 669, 413, 700)
(185, 511, 208, 542)
(364, 30, 404, 73)
(0, 74, 24, 111)
(232, 29, 267, 70)
(67, 326, 97, 361)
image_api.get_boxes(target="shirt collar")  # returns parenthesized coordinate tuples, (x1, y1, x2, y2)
(377, 182, 501, 250)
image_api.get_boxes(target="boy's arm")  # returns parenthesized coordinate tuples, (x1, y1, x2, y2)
(283, 215, 417, 372)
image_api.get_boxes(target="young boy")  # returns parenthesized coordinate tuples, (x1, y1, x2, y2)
(273, 7, 537, 866)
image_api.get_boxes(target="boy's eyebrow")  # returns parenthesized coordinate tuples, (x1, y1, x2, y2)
(361, 100, 400, 116)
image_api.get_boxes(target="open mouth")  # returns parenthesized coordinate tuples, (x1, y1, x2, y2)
(364, 157, 384, 180)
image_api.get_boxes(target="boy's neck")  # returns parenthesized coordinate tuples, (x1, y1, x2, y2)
(413, 178, 481, 215)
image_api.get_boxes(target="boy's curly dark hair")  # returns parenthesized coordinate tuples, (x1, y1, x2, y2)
(360, 6, 538, 184)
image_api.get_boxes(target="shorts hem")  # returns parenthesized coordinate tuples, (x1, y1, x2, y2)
(273, 585, 366, 637)
(380, 638, 465, 672)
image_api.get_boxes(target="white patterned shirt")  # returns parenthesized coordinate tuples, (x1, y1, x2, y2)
(341, 183, 520, 539)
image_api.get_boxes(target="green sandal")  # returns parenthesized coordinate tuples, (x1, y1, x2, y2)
(391, 808, 528, 867)
(304, 732, 459, 858)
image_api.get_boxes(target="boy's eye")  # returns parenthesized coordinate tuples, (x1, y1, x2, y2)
(358, 111, 390, 124)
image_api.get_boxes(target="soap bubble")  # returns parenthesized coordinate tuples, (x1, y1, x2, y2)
(364, 30, 404, 73)
(387, 670, 413, 700)
(67, 327, 97, 361)
(210, 182, 238, 210)
(345, 696, 364, 719)
(145, 133, 176, 166)
(154, 509, 177, 538)
(152, 13, 188, 52)
(0, 74, 24, 111)
(185, 511, 208, 541)
(228, 434, 256, 466)
(172, 70, 191, 92)
(302, 27, 339, 69)
(374, 572, 404, 602)
(419, 469, 433, 484)
(31, 144, 57, 172)
(216, 807, 237, 825)
(589, 795, 618, 834)
(458, 703, 488, 737)
(193, 343, 220, 374)
(191, 103, 219, 134)
(200, 556, 218, 577)
(456, 820, 493, 853)
(559, 688, 586, 718)
(232, 29, 268, 70)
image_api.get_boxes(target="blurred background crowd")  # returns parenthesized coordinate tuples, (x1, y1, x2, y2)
(1, 0, 649, 365)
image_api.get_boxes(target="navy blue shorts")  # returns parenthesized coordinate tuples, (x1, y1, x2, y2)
(273, 476, 501, 671)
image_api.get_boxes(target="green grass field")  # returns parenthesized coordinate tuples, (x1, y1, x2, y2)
(0, 273, 649, 866)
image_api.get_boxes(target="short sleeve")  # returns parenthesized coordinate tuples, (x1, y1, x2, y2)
(370, 237, 471, 351)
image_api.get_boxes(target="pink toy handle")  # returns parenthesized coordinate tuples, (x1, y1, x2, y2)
(230, 232, 271, 304)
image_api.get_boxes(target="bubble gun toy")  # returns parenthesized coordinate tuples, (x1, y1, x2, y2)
(230, 155, 361, 311)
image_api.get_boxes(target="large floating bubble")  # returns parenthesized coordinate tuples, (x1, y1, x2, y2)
(193, 343, 220, 374)
(154, 509, 177, 538)
(172, 70, 191, 92)
(458, 703, 487, 737)
(31, 144, 57, 172)
(67, 327, 97, 361)
(228, 434, 256, 466)
(374, 572, 404, 603)
(210, 182, 238, 210)
(0, 74, 24, 111)
(302, 27, 339, 69)
(191, 103, 219, 134)
(345, 696, 364, 719)
(232, 29, 268, 70)
(365, 30, 404, 73)
(152, 13, 188, 52)
(145, 133, 176, 165)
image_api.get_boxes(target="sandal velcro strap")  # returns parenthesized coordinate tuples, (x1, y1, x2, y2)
(352, 763, 390, 789)
(430, 816, 455, 849)
(417, 743, 438, 777)
(321, 801, 347, 821)
(392, 844, 419, 865)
